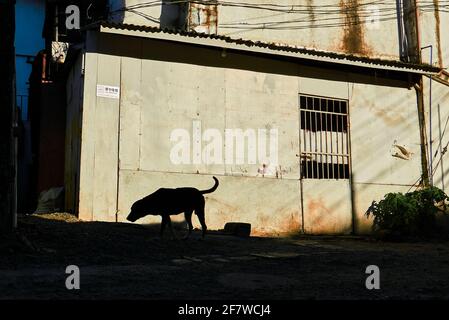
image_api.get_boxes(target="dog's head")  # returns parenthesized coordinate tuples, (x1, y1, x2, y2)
(126, 201, 145, 222)
(126, 191, 161, 222)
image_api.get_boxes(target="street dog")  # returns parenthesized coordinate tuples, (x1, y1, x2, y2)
(126, 177, 219, 239)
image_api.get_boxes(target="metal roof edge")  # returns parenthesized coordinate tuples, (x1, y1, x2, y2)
(92, 21, 440, 76)
(431, 70, 449, 87)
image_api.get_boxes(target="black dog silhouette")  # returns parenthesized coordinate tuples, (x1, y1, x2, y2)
(127, 177, 219, 239)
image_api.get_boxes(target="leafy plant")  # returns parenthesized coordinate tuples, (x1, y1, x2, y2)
(365, 186, 449, 238)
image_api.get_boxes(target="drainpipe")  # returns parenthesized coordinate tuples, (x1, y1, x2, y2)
(396, 0, 407, 61)
(438, 104, 445, 192)
(415, 80, 430, 187)
(413, 1, 430, 187)
(421, 45, 433, 185)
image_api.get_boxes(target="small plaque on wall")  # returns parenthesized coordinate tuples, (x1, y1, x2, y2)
(96, 85, 120, 99)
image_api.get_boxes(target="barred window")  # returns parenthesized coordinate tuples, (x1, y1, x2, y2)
(299, 94, 351, 180)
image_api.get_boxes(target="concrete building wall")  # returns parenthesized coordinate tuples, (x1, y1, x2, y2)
(78, 32, 303, 234)
(298, 77, 353, 234)
(425, 80, 449, 193)
(65, 53, 84, 213)
(420, 4, 449, 195)
(77, 51, 121, 222)
(66, 31, 441, 235)
(109, 1, 449, 68)
(217, 0, 402, 60)
(419, 3, 449, 68)
(350, 83, 423, 233)
(108, 0, 408, 60)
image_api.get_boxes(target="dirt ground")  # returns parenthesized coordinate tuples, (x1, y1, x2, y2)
(1, 213, 449, 300)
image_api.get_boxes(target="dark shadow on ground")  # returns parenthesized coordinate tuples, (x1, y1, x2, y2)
(2, 213, 284, 267)
(2, 213, 449, 299)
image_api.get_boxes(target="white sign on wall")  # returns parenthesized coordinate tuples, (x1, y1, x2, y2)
(96, 85, 120, 99)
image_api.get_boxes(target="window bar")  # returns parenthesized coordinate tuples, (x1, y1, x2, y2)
(345, 103, 351, 179)
(301, 109, 307, 178)
(314, 104, 318, 179)
(312, 115, 315, 179)
(301, 111, 308, 178)
(341, 114, 344, 180)
(330, 100, 334, 179)
(325, 99, 329, 179)
(320, 100, 324, 179)
(316, 110, 319, 179)
(340, 113, 343, 179)
(336, 107, 340, 180)
(338, 107, 342, 179)
(309, 106, 313, 179)
(341, 111, 345, 179)
(345, 104, 350, 179)
(303, 110, 306, 178)
(300, 110, 303, 178)
(299, 95, 350, 180)
(305, 112, 308, 178)
(339, 113, 342, 179)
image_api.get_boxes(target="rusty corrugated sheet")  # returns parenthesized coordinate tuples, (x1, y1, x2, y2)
(188, 1, 218, 34)
(94, 21, 441, 74)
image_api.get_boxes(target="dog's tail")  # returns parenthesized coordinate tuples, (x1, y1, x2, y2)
(200, 176, 219, 194)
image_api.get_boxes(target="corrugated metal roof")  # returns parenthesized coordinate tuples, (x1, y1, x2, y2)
(91, 21, 441, 75)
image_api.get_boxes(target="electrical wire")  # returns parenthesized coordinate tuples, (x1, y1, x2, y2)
(108, 0, 449, 31)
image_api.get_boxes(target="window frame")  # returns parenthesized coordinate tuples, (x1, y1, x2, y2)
(298, 93, 352, 180)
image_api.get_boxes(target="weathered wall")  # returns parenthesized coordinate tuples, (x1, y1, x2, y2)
(419, 2, 449, 197)
(350, 83, 422, 233)
(298, 77, 353, 234)
(218, 0, 401, 59)
(437, 2, 449, 68)
(109, 0, 403, 60)
(107, 33, 302, 234)
(65, 53, 84, 213)
(76, 32, 121, 221)
(419, 0, 448, 68)
(424, 80, 449, 194)
(109, 1, 449, 68)
(118, 172, 302, 235)
(67, 31, 437, 235)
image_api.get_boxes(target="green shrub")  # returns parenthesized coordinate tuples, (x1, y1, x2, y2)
(365, 186, 449, 238)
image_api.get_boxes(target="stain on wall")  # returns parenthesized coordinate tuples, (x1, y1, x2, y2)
(306, 0, 315, 25)
(251, 211, 301, 237)
(305, 198, 330, 233)
(433, 0, 443, 67)
(339, 0, 370, 55)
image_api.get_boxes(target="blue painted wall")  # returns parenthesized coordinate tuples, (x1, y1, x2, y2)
(15, 0, 45, 120)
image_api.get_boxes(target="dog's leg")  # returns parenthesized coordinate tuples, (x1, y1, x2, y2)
(196, 206, 207, 239)
(166, 216, 178, 240)
(183, 210, 194, 240)
(160, 215, 169, 239)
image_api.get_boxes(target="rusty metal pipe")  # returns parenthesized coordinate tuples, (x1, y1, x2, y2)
(414, 0, 421, 61)
(421, 45, 433, 185)
(415, 78, 431, 187)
